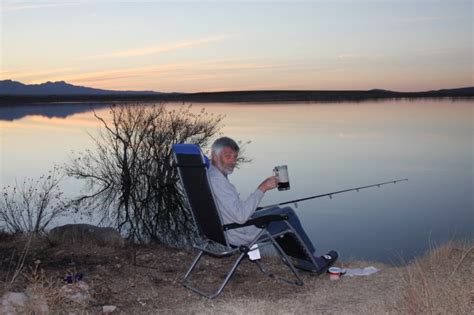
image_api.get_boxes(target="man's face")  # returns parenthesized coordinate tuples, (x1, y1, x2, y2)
(214, 147, 238, 175)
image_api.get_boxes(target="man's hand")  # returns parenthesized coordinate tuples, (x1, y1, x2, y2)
(258, 176, 279, 193)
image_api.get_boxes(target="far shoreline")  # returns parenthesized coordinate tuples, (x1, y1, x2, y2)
(1, 89, 473, 105)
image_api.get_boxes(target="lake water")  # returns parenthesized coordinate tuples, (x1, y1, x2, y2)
(0, 99, 472, 264)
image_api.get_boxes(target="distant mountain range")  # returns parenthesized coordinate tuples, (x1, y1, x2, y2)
(0, 79, 162, 95)
(0, 79, 473, 104)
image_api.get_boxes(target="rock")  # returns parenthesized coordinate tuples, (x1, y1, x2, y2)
(0, 292, 28, 314)
(27, 297, 49, 314)
(1, 290, 50, 314)
(102, 305, 118, 313)
(60, 281, 95, 305)
(48, 224, 124, 247)
(25, 285, 49, 314)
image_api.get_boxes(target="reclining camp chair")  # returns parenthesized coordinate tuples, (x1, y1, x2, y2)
(172, 143, 322, 299)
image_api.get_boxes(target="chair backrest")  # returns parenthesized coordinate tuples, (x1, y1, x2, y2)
(172, 144, 228, 246)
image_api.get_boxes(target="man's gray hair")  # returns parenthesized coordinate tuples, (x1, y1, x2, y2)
(211, 137, 240, 155)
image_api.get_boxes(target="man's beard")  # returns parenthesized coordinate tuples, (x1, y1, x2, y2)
(216, 159, 234, 175)
(221, 167, 233, 175)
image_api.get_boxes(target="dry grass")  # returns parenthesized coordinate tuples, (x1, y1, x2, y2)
(1, 235, 472, 314)
(149, 241, 474, 314)
(393, 241, 473, 314)
(177, 259, 400, 314)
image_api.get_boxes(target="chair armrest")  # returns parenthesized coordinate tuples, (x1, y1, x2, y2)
(223, 214, 288, 230)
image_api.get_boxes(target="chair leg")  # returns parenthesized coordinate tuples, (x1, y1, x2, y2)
(183, 250, 204, 282)
(182, 250, 248, 299)
(253, 259, 274, 276)
(254, 232, 304, 286)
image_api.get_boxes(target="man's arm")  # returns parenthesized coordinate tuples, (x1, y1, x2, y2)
(209, 171, 264, 224)
(258, 176, 279, 193)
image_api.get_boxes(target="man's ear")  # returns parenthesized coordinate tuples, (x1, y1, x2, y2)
(210, 153, 217, 164)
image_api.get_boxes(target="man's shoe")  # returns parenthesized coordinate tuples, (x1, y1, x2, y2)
(316, 250, 338, 275)
(295, 250, 338, 274)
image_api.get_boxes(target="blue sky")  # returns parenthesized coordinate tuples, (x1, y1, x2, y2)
(1, 0, 472, 92)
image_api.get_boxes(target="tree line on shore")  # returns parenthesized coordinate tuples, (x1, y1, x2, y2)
(1, 87, 473, 105)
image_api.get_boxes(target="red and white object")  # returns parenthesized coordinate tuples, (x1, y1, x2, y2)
(328, 267, 343, 280)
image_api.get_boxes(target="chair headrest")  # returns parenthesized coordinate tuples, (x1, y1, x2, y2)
(172, 143, 210, 168)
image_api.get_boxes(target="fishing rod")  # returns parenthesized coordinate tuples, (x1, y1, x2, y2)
(257, 178, 408, 210)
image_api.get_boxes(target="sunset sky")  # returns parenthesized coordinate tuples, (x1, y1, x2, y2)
(1, 0, 472, 92)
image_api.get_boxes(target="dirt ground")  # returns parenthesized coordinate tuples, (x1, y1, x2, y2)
(0, 233, 472, 314)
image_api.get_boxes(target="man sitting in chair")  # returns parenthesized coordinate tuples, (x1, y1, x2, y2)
(208, 136, 338, 273)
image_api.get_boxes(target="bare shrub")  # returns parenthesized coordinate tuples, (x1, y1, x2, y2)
(0, 167, 71, 292)
(0, 166, 71, 234)
(23, 260, 63, 312)
(65, 103, 224, 246)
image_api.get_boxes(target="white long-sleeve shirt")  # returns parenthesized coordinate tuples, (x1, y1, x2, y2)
(208, 164, 264, 245)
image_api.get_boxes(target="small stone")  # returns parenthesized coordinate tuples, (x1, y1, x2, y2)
(102, 305, 117, 313)
(0, 292, 28, 314)
(60, 281, 95, 304)
(27, 297, 49, 314)
(1, 292, 28, 307)
(25, 285, 49, 314)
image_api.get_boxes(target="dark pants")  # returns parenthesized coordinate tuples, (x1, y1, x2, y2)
(251, 206, 316, 255)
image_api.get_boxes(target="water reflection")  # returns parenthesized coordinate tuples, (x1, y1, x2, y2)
(0, 99, 472, 264)
(0, 103, 110, 121)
